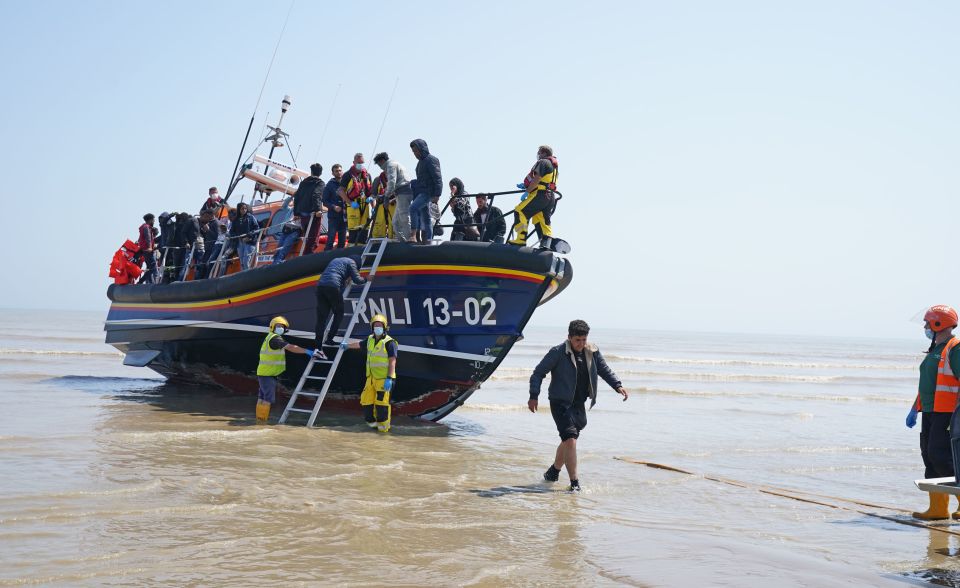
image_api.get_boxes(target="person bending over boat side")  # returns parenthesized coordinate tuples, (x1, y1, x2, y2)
(906, 305, 960, 520)
(528, 320, 629, 492)
(375, 151, 412, 242)
(315, 256, 368, 350)
(323, 164, 347, 250)
(340, 314, 397, 432)
(293, 163, 326, 254)
(509, 145, 558, 249)
(473, 194, 506, 243)
(174, 212, 203, 281)
(229, 202, 260, 271)
(338, 154, 373, 245)
(408, 139, 443, 244)
(448, 178, 478, 242)
(256, 316, 318, 423)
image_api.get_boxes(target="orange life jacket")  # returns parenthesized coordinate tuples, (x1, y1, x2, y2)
(932, 337, 960, 412)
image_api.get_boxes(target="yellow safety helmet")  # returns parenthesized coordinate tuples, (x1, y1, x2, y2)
(269, 316, 290, 330)
(370, 314, 389, 330)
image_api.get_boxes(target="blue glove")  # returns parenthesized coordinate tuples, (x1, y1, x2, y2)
(906, 406, 918, 428)
(520, 192, 528, 201)
(383, 377, 394, 392)
(351, 201, 359, 209)
(305, 348, 316, 358)
(516, 183, 525, 190)
(339, 341, 348, 350)
(366, 197, 375, 204)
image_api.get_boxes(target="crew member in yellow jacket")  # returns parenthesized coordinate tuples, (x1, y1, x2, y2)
(256, 316, 317, 423)
(340, 314, 398, 432)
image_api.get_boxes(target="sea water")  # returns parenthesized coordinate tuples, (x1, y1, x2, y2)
(0, 309, 953, 586)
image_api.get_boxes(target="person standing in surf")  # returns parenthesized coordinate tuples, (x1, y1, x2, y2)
(906, 304, 960, 519)
(528, 319, 629, 492)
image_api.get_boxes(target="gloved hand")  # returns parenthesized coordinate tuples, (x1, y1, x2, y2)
(366, 197, 375, 204)
(339, 341, 348, 350)
(351, 201, 359, 209)
(516, 183, 525, 190)
(305, 348, 316, 358)
(383, 377, 394, 392)
(520, 192, 528, 201)
(906, 406, 918, 428)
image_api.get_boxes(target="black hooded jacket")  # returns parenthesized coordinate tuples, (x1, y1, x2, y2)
(448, 178, 477, 241)
(410, 138, 443, 200)
(293, 176, 325, 216)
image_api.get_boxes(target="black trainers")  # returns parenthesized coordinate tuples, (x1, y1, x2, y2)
(543, 465, 561, 482)
(568, 479, 581, 493)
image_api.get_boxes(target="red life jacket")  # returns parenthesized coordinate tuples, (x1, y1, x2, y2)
(345, 167, 372, 201)
(523, 156, 559, 191)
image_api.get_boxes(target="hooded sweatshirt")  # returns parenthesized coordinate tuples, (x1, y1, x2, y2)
(410, 139, 443, 200)
(448, 178, 476, 240)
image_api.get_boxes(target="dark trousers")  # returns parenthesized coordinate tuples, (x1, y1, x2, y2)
(920, 411, 954, 479)
(325, 214, 347, 250)
(138, 251, 158, 284)
(315, 285, 344, 347)
(300, 214, 322, 254)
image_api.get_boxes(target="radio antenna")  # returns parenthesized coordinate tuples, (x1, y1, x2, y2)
(313, 84, 342, 163)
(224, 0, 296, 202)
(370, 77, 399, 160)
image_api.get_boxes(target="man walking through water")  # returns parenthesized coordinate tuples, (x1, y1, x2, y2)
(528, 319, 629, 492)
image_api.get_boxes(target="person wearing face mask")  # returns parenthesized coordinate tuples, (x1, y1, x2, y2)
(340, 314, 397, 432)
(907, 305, 960, 519)
(256, 316, 317, 423)
(508, 145, 558, 248)
(338, 153, 373, 244)
(528, 319, 629, 492)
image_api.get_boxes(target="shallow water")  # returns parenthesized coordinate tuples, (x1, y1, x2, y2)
(0, 309, 955, 586)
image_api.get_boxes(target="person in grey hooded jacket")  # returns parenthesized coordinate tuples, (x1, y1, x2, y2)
(528, 319, 629, 492)
(408, 138, 442, 243)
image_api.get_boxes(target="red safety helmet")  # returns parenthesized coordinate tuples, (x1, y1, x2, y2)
(924, 305, 959, 332)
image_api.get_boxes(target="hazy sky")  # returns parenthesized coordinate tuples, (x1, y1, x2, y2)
(0, 1, 956, 339)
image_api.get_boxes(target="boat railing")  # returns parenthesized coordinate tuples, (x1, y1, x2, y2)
(430, 189, 562, 243)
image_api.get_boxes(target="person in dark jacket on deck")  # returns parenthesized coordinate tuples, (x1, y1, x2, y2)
(323, 164, 346, 250)
(447, 178, 478, 241)
(136, 213, 158, 284)
(528, 320, 629, 492)
(473, 194, 507, 243)
(174, 212, 203, 281)
(194, 209, 220, 279)
(408, 138, 442, 244)
(293, 163, 326, 254)
(314, 256, 369, 350)
(229, 202, 260, 271)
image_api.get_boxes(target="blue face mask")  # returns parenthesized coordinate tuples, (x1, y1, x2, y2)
(373, 326, 384, 337)
(355, 163, 365, 172)
(274, 326, 286, 336)
(926, 328, 936, 341)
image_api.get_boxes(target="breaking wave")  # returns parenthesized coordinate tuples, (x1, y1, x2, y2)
(0, 348, 121, 358)
(600, 355, 914, 371)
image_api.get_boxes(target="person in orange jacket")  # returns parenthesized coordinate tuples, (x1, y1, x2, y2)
(907, 304, 960, 519)
(109, 240, 143, 285)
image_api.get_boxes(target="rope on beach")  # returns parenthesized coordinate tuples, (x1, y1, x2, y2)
(614, 457, 960, 538)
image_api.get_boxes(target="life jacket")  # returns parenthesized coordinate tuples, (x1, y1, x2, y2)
(257, 332, 286, 377)
(365, 334, 395, 381)
(933, 337, 960, 412)
(344, 167, 372, 201)
(108, 241, 143, 284)
(375, 172, 386, 196)
(523, 156, 559, 193)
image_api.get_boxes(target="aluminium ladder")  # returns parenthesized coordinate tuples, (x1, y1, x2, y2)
(278, 237, 390, 427)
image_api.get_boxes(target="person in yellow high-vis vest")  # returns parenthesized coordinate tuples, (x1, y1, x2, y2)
(256, 316, 317, 423)
(508, 145, 558, 248)
(340, 314, 397, 432)
(906, 304, 960, 519)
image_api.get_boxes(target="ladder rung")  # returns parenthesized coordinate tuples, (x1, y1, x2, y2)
(286, 408, 313, 413)
(305, 375, 327, 380)
(311, 359, 333, 364)
(296, 391, 322, 397)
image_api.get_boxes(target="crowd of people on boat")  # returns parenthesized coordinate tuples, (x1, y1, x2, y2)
(112, 141, 558, 285)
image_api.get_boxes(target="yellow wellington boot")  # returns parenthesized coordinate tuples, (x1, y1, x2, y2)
(952, 496, 960, 520)
(255, 400, 271, 423)
(913, 492, 950, 520)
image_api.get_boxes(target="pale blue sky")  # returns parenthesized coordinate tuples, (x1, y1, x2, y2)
(0, 1, 956, 338)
